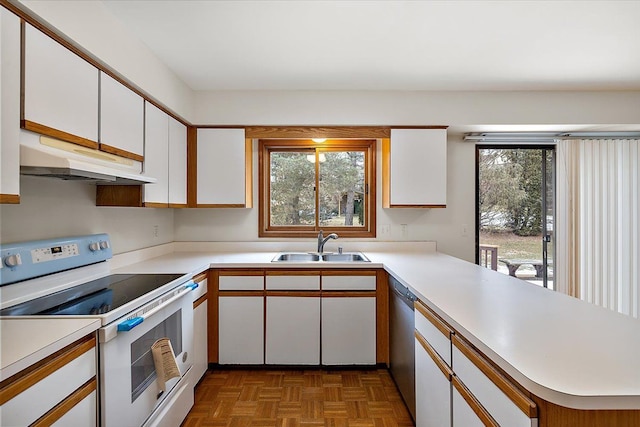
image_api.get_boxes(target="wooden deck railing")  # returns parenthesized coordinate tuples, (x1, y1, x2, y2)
(479, 244, 498, 270)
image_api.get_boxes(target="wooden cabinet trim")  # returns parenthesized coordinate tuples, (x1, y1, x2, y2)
(219, 290, 265, 297)
(0, 334, 95, 405)
(267, 291, 321, 297)
(98, 142, 144, 162)
(452, 375, 500, 427)
(322, 291, 377, 298)
(218, 270, 265, 277)
(193, 272, 208, 283)
(30, 377, 96, 427)
(194, 294, 208, 309)
(452, 335, 538, 418)
(415, 300, 453, 339)
(22, 120, 98, 149)
(96, 185, 142, 207)
(0, 194, 20, 204)
(266, 270, 321, 277)
(321, 270, 377, 277)
(142, 202, 169, 208)
(376, 271, 390, 365)
(244, 138, 253, 208)
(245, 126, 391, 139)
(415, 330, 453, 381)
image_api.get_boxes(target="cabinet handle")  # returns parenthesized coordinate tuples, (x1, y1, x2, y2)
(452, 375, 499, 427)
(452, 335, 537, 418)
(415, 330, 452, 380)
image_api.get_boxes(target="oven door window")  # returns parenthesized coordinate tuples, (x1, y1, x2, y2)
(130, 310, 182, 402)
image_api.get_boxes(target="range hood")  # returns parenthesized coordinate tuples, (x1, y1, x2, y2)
(20, 136, 156, 185)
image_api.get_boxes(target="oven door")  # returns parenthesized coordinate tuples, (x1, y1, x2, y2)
(99, 283, 195, 427)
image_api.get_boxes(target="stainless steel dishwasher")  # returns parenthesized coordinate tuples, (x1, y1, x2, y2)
(389, 275, 417, 421)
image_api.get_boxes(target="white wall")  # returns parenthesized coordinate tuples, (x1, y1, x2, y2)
(193, 90, 640, 126)
(17, 0, 194, 121)
(174, 134, 477, 261)
(0, 177, 174, 254)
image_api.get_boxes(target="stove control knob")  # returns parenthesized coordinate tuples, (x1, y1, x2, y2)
(4, 254, 22, 267)
(89, 242, 100, 252)
(99, 241, 110, 250)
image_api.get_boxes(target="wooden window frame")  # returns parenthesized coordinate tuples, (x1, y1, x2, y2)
(259, 139, 376, 238)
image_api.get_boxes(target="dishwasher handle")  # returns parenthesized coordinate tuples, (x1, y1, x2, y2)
(390, 276, 417, 307)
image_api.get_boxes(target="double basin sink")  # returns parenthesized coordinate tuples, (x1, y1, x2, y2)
(272, 252, 370, 262)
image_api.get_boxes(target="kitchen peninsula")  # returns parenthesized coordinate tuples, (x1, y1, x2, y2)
(108, 242, 640, 426)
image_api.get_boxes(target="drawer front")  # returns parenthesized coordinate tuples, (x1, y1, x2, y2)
(452, 376, 497, 427)
(452, 337, 536, 427)
(266, 275, 320, 290)
(192, 277, 208, 301)
(1, 347, 96, 427)
(219, 275, 264, 291)
(50, 388, 97, 427)
(322, 275, 376, 291)
(415, 301, 452, 366)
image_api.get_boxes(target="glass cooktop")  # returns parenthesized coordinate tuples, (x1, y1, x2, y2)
(0, 274, 184, 316)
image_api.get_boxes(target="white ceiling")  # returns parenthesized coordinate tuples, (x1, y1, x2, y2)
(100, 0, 640, 92)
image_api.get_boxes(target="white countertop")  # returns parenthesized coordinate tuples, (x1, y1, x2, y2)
(112, 247, 640, 410)
(0, 317, 100, 380)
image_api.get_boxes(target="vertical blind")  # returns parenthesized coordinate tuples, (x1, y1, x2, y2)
(557, 139, 640, 317)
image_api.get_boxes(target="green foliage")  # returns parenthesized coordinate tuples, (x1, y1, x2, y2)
(270, 150, 365, 227)
(479, 149, 543, 236)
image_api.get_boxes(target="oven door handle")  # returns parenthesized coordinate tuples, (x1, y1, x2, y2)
(100, 282, 197, 342)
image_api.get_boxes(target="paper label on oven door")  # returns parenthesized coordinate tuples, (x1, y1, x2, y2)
(151, 338, 181, 394)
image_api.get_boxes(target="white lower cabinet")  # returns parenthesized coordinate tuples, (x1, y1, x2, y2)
(322, 297, 376, 365)
(415, 332, 452, 427)
(51, 389, 97, 427)
(452, 376, 493, 427)
(192, 276, 208, 383)
(452, 335, 537, 427)
(219, 296, 264, 364)
(0, 336, 97, 427)
(266, 296, 320, 364)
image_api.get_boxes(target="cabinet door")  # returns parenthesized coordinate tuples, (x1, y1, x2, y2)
(452, 376, 498, 427)
(193, 300, 208, 382)
(99, 72, 144, 160)
(452, 336, 537, 427)
(415, 301, 453, 366)
(322, 297, 376, 365)
(168, 117, 187, 206)
(219, 296, 264, 364)
(143, 102, 169, 205)
(196, 128, 250, 207)
(50, 388, 97, 427)
(23, 24, 99, 146)
(1, 341, 96, 427)
(384, 129, 447, 207)
(1, 8, 20, 202)
(266, 296, 320, 364)
(415, 332, 452, 427)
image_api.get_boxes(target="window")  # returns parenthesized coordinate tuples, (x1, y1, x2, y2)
(259, 139, 376, 238)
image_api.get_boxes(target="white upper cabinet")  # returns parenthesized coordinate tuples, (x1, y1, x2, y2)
(1, 8, 20, 202)
(23, 24, 99, 146)
(143, 102, 169, 205)
(99, 72, 144, 160)
(196, 128, 251, 207)
(383, 128, 447, 207)
(168, 117, 187, 206)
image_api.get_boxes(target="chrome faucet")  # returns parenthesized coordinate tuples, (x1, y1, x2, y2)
(317, 230, 338, 254)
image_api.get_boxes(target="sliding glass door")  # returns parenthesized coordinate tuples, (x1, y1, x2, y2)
(476, 146, 555, 289)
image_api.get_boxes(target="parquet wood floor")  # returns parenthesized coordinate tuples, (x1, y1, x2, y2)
(182, 369, 415, 427)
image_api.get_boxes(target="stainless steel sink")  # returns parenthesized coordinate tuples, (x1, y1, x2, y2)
(322, 253, 370, 262)
(272, 253, 321, 262)
(271, 252, 370, 262)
